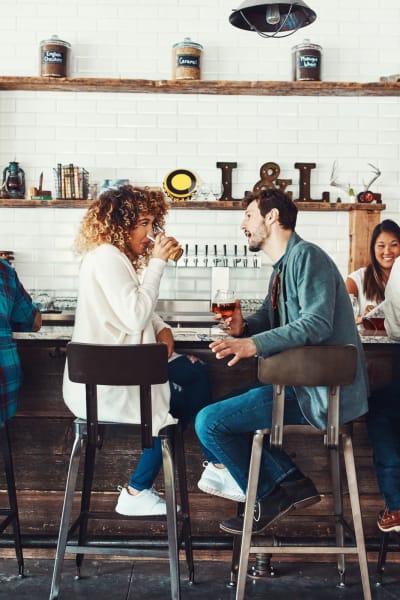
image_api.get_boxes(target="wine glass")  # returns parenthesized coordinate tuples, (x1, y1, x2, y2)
(211, 289, 235, 329)
(211, 181, 223, 201)
(349, 294, 359, 319)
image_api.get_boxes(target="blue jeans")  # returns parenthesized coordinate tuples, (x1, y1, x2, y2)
(129, 355, 215, 491)
(195, 383, 308, 501)
(366, 382, 400, 512)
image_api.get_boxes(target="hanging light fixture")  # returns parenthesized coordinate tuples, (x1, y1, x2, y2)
(229, 1, 317, 38)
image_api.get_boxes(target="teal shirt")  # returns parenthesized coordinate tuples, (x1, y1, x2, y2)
(246, 232, 369, 429)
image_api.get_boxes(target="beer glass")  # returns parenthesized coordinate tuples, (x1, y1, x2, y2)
(211, 289, 235, 329)
(147, 226, 183, 262)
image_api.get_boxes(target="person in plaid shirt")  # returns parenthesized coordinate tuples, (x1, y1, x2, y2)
(0, 258, 41, 423)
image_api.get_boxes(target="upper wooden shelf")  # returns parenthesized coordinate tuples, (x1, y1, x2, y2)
(0, 198, 386, 211)
(1, 76, 400, 96)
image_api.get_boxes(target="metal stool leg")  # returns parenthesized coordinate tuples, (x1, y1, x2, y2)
(236, 429, 265, 600)
(161, 433, 181, 600)
(175, 427, 194, 584)
(49, 429, 83, 600)
(75, 429, 98, 577)
(329, 445, 346, 586)
(376, 531, 390, 585)
(0, 422, 24, 576)
(342, 432, 372, 600)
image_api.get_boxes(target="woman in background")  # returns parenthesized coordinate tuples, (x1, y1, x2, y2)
(345, 219, 400, 321)
(63, 185, 214, 517)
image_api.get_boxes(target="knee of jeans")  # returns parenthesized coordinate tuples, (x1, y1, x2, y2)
(194, 407, 209, 439)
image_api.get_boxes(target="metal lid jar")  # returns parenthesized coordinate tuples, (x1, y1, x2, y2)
(40, 35, 71, 78)
(172, 37, 203, 80)
(292, 39, 322, 81)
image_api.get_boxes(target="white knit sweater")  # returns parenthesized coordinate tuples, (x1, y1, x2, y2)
(384, 256, 400, 341)
(63, 244, 176, 435)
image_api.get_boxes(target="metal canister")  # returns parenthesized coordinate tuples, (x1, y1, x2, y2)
(172, 37, 203, 80)
(292, 39, 322, 81)
(40, 35, 71, 77)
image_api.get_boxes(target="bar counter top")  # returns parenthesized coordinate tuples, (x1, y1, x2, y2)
(13, 326, 396, 345)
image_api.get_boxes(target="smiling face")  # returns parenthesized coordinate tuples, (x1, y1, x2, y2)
(127, 213, 156, 258)
(240, 200, 271, 252)
(374, 231, 400, 273)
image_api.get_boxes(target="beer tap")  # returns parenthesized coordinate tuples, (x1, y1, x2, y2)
(204, 244, 208, 268)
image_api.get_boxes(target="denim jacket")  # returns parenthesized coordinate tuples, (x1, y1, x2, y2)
(246, 232, 369, 429)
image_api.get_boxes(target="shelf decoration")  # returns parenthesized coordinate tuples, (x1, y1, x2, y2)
(53, 163, 89, 200)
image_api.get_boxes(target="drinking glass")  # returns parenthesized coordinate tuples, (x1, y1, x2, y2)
(211, 289, 236, 328)
(349, 294, 359, 319)
(147, 225, 183, 262)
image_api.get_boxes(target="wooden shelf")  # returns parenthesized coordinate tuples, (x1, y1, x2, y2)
(1, 76, 400, 96)
(0, 198, 386, 211)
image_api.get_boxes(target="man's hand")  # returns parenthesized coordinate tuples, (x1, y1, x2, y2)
(156, 327, 174, 358)
(226, 299, 246, 336)
(209, 336, 257, 367)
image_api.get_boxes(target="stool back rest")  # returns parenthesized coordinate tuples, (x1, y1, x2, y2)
(66, 342, 169, 449)
(257, 345, 357, 448)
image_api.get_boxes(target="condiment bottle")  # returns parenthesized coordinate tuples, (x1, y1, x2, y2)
(172, 37, 203, 80)
(40, 35, 71, 78)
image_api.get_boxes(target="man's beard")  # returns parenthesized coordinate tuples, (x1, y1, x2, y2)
(248, 242, 262, 252)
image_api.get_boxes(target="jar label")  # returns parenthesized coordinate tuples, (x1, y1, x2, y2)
(298, 55, 319, 69)
(176, 54, 200, 68)
(42, 50, 64, 64)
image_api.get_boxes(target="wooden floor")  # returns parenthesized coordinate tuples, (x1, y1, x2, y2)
(1, 557, 400, 599)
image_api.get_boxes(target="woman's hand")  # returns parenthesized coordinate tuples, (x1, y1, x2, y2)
(156, 327, 174, 358)
(151, 232, 180, 262)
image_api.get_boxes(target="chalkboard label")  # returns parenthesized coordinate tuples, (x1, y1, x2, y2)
(42, 50, 64, 64)
(176, 54, 200, 68)
(298, 55, 320, 69)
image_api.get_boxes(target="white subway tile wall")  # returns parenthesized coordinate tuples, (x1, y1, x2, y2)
(1, 0, 400, 299)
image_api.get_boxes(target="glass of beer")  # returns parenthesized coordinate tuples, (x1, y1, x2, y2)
(147, 226, 183, 262)
(211, 289, 236, 328)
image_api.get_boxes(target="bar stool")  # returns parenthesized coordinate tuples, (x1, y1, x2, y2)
(49, 342, 193, 600)
(231, 345, 372, 600)
(376, 531, 400, 585)
(0, 420, 24, 576)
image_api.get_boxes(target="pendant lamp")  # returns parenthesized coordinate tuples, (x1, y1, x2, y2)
(229, 1, 317, 38)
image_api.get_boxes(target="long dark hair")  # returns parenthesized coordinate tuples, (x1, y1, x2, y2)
(363, 219, 400, 303)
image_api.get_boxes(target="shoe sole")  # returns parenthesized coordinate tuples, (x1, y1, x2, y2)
(292, 494, 321, 510)
(377, 522, 400, 533)
(198, 481, 245, 503)
(220, 503, 294, 535)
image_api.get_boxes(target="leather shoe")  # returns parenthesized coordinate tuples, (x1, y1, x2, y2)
(220, 486, 293, 535)
(219, 477, 321, 535)
(280, 477, 320, 509)
(377, 507, 400, 532)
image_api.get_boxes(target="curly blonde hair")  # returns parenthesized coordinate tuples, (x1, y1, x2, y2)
(74, 185, 169, 270)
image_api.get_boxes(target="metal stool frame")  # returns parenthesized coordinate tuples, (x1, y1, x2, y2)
(231, 345, 371, 600)
(0, 420, 24, 575)
(49, 342, 193, 600)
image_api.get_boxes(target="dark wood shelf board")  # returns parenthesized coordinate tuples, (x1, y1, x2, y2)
(0, 198, 386, 211)
(1, 76, 400, 96)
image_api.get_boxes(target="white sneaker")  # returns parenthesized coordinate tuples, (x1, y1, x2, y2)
(115, 487, 168, 516)
(197, 462, 246, 502)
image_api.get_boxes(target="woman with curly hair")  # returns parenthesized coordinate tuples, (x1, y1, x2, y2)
(63, 185, 214, 516)
(346, 219, 400, 321)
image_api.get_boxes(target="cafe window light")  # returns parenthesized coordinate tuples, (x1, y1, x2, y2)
(229, 1, 317, 38)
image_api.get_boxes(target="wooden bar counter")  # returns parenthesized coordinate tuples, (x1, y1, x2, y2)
(1, 327, 399, 561)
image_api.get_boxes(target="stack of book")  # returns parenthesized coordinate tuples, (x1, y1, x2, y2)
(53, 163, 89, 199)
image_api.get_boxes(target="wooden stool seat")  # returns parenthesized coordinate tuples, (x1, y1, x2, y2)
(49, 342, 193, 600)
(231, 345, 372, 600)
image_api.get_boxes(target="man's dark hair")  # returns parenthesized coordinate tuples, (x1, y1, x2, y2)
(243, 188, 298, 230)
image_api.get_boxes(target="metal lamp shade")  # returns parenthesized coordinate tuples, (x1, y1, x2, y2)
(229, 1, 317, 34)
